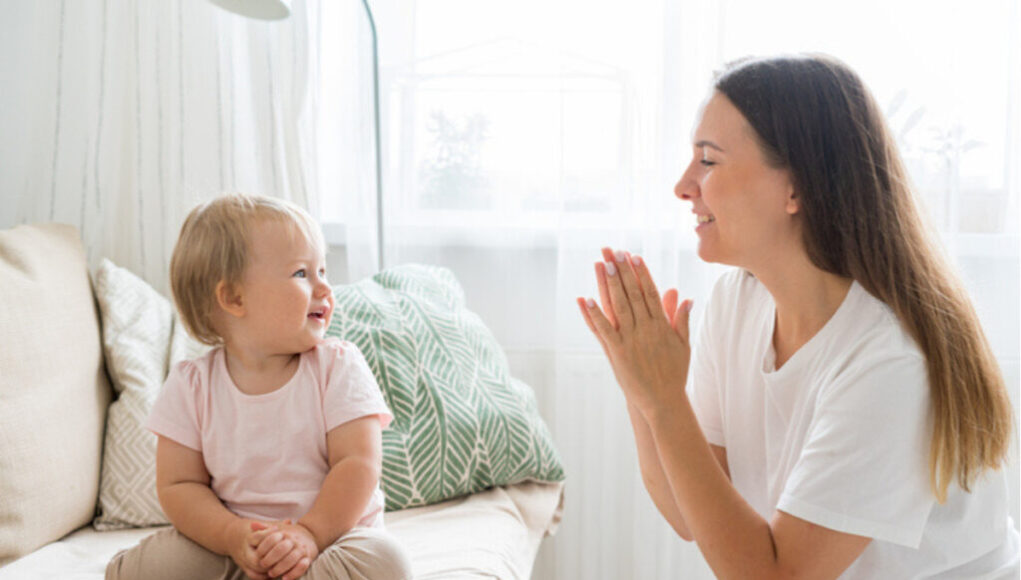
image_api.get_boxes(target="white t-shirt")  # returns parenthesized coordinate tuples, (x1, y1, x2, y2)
(147, 338, 393, 528)
(688, 269, 1020, 579)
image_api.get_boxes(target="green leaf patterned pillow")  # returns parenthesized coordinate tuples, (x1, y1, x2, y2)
(327, 264, 565, 511)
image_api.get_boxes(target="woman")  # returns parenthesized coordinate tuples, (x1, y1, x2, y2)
(578, 54, 1019, 579)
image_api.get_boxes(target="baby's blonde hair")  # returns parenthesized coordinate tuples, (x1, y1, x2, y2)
(170, 193, 325, 346)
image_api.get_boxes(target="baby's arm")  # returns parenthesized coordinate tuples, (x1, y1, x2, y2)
(252, 416, 383, 579)
(155, 436, 275, 579)
(301, 415, 383, 548)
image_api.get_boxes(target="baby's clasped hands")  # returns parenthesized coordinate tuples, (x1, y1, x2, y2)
(248, 520, 318, 580)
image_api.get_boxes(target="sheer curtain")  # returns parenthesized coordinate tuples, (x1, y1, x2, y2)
(362, 0, 1020, 578)
(0, 0, 343, 294)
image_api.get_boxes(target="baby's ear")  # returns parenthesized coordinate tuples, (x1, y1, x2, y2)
(215, 280, 245, 318)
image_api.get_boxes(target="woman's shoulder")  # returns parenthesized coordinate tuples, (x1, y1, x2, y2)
(842, 282, 925, 361)
(705, 268, 770, 318)
(818, 283, 928, 400)
(710, 268, 767, 298)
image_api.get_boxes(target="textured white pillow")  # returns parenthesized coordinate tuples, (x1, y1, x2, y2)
(92, 259, 208, 529)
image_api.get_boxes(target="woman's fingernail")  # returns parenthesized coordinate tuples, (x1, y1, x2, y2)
(684, 300, 694, 312)
(631, 254, 642, 266)
(614, 250, 626, 262)
(586, 297, 596, 308)
(605, 261, 617, 276)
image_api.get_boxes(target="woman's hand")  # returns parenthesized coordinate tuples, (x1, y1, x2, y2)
(577, 247, 693, 417)
(250, 520, 319, 580)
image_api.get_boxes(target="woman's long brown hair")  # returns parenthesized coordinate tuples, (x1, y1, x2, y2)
(715, 54, 1013, 502)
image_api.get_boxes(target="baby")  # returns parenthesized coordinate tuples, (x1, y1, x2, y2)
(106, 194, 412, 580)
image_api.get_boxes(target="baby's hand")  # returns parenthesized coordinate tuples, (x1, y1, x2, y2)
(251, 519, 319, 580)
(227, 519, 277, 580)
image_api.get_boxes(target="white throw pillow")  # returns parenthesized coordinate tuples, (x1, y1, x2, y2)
(92, 259, 208, 529)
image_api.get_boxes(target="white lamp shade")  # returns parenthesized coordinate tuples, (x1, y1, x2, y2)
(208, 0, 291, 20)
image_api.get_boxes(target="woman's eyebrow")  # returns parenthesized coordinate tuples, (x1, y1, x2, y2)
(694, 139, 725, 153)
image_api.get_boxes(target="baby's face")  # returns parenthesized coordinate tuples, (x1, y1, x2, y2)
(237, 219, 334, 355)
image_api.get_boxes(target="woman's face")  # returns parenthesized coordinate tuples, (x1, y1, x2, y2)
(675, 92, 800, 270)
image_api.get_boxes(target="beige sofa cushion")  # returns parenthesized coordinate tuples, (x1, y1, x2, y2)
(0, 223, 111, 565)
(0, 481, 565, 579)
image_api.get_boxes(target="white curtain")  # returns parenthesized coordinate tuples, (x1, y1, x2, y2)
(366, 0, 1020, 578)
(1, 1, 1018, 579)
(0, 0, 379, 294)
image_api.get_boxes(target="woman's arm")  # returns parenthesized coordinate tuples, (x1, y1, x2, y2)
(155, 436, 271, 580)
(582, 248, 730, 542)
(581, 250, 871, 580)
(583, 248, 729, 540)
(644, 396, 869, 579)
(627, 401, 730, 541)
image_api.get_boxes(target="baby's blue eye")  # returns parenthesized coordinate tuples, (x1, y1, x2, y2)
(293, 269, 307, 278)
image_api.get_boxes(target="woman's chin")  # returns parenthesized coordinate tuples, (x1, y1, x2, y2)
(695, 242, 717, 264)
(696, 243, 738, 268)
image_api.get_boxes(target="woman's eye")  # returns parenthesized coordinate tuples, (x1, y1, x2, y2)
(293, 269, 307, 278)
(700, 159, 716, 167)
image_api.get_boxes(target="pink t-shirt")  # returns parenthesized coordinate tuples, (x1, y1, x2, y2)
(146, 338, 393, 527)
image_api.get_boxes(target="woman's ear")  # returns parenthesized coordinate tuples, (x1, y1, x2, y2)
(785, 183, 800, 215)
(215, 280, 245, 318)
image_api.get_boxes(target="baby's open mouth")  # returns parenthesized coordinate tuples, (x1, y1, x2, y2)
(308, 308, 328, 319)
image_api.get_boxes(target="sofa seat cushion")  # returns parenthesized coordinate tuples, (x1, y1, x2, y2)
(0, 481, 564, 580)
(0, 224, 111, 565)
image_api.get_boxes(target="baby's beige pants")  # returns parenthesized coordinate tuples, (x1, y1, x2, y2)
(105, 526, 413, 580)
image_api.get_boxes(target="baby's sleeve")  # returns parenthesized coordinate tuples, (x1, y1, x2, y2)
(145, 360, 203, 451)
(321, 341, 393, 432)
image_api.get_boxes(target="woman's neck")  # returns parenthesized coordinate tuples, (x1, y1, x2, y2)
(750, 250, 853, 369)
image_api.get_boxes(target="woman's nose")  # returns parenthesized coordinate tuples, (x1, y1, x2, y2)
(675, 168, 699, 201)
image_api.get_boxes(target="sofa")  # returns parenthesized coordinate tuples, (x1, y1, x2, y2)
(0, 223, 565, 579)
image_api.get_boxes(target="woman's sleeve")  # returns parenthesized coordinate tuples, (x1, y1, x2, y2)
(777, 353, 934, 548)
(686, 282, 726, 447)
(321, 341, 394, 432)
(686, 322, 726, 449)
(145, 360, 203, 451)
